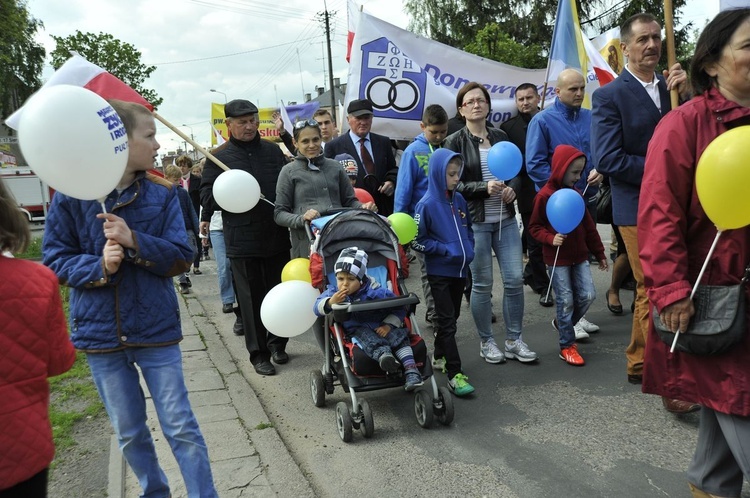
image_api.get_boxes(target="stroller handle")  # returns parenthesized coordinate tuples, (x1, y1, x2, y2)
(331, 293, 420, 321)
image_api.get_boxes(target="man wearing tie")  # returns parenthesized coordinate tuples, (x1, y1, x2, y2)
(325, 99, 398, 215)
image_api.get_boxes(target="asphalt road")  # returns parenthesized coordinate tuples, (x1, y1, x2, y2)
(198, 223, 750, 498)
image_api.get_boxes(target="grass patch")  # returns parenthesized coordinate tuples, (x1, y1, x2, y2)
(15, 236, 43, 260)
(255, 422, 274, 430)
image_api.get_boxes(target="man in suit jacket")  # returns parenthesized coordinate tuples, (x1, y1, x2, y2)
(591, 13, 691, 412)
(324, 99, 397, 215)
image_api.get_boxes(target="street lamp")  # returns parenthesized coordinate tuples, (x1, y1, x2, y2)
(210, 89, 227, 103)
(181, 124, 195, 159)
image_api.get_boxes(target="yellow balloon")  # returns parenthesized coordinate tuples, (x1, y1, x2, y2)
(696, 126, 750, 231)
(281, 257, 311, 283)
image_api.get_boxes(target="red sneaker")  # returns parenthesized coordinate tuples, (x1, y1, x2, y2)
(559, 344, 585, 366)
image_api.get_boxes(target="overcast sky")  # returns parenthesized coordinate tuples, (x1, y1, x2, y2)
(23, 0, 719, 156)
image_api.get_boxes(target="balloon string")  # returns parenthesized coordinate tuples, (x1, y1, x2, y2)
(99, 198, 107, 214)
(544, 245, 560, 302)
(670, 229, 723, 353)
(498, 202, 503, 242)
(581, 184, 589, 198)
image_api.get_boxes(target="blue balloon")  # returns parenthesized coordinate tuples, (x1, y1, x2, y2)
(487, 142, 522, 181)
(546, 189, 586, 234)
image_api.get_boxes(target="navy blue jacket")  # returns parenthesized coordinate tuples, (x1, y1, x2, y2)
(411, 148, 474, 278)
(43, 173, 194, 351)
(591, 70, 671, 226)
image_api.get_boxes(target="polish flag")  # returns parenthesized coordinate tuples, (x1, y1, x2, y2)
(346, 0, 360, 62)
(582, 30, 617, 87)
(211, 124, 226, 145)
(5, 52, 152, 130)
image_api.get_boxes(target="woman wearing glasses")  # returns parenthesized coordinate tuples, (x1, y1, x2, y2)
(444, 82, 538, 366)
(275, 119, 375, 258)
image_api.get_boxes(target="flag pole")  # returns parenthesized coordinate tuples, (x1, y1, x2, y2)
(153, 112, 274, 205)
(664, 0, 679, 109)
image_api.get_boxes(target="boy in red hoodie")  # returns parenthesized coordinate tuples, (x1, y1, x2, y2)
(529, 145, 608, 366)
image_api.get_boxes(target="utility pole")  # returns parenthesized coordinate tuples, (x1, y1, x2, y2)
(296, 48, 305, 101)
(319, 2, 337, 126)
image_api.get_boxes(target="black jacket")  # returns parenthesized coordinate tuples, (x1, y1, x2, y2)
(500, 113, 537, 216)
(200, 135, 291, 258)
(444, 126, 521, 223)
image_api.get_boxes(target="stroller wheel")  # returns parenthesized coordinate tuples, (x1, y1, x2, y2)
(435, 386, 455, 426)
(335, 402, 353, 442)
(358, 399, 374, 438)
(310, 370, 326, 407)
(414, 390, 434, 428)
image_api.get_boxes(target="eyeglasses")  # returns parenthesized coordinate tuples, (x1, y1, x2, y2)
(462, 98, 488, 108)
(293, 119, 320, 130)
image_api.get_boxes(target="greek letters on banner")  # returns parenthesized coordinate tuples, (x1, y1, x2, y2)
(345, 12, 548, 140)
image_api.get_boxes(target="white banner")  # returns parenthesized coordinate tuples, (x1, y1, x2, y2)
(346, 12, 548, 140)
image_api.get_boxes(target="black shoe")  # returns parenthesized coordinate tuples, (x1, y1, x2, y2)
(491, 312, 497, 323)
(233, 318, 244, 336)
(185, 277, 192, 288)
(179, 283, 190, 294)
(193, 268, 202, 275)
(539, 294, 554, 307)
(272, 350, 289, 364)
(606, 290, 624, 315)
(627, 374, 643, 385)
(222, 303, 234, 314)
(253, 360, 276, 376)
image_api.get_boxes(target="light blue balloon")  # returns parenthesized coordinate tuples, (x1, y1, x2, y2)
(487, 141, 522, 181)
(546, 189, 585, 234)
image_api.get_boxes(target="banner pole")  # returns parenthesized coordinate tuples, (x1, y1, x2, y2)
(664, 0, 679, 109)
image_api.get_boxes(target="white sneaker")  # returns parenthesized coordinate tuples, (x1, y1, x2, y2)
(574, 323, 590, 341)
(480, 339, 506, 364)
(504, 339, 538, 363)
(577, 317, 600, 333)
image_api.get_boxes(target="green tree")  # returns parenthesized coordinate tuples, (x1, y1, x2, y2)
(0, 0, 45, 121)
(50, 31, 162, 108)
(404, 0, 691, 70)
(464, 23, 546, 68)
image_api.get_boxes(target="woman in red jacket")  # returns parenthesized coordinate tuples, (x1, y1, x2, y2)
(639, 9, 750, 497)
(0, 177, 76, 497)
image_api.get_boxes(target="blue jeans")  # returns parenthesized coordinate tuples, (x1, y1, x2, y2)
(87, 346, 217, 498)
(549, 261, 596, 348)
(469, 218, 525, 342)
(210, 229, 235, 305)
(349, 326, 409, 361)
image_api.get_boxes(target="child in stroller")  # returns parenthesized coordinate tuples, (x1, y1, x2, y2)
(315, 247, 424, 391)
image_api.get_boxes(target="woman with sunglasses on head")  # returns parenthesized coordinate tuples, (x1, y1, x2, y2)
(444, 82, 538, 366)
(275, 119, 376, 258)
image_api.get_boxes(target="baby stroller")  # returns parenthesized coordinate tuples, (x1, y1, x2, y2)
(307, 209, 454, 442)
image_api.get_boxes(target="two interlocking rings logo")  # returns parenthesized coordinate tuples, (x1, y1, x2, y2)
(365, 77, 420, 113)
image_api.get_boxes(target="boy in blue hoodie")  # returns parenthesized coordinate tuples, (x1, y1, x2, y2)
(314, 247, 424, 391)
(528, 145, 608, 366)
(394, 104, 449, 324)
(412, 148, 475, 396)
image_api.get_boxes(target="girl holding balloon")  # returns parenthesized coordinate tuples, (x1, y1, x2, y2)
(528, 145, 608, 366)
(274, 119, 376, 259)
(444, 82, 538, 365)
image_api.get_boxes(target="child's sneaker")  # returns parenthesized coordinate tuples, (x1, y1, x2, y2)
(559, 344, 585, 366)
(479, 339, 506, 364)
(432, 354, 446, 373)
(378, 352, 399, 374)
(404, 369, 424, 391)
(577, 316, 600, 333)
(574, 323, 590, 340)
(448, 373, 475, 396)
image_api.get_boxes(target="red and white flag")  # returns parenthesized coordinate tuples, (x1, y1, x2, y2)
(5, 52, 152, 130)
(582, 29, 617, 87)
(346, 0, 359, 62)
(211, 124, 226, 145)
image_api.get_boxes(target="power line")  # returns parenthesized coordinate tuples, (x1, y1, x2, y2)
(148, 37, 324, 65)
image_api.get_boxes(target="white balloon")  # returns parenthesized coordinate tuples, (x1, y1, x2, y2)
(260, 280, 320, 338)
(18, 85, 129, 201)
(213, 169, 261, 213)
